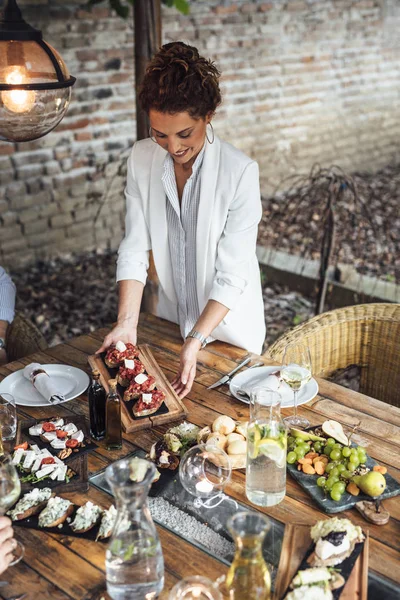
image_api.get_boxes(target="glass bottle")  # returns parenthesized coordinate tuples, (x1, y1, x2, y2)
(224, 511, 271, 600)
(246, 388, 287, 507)
(105, 457, 164, 600)
(106, 378, 122, 450)
(88, 369, 106, 440)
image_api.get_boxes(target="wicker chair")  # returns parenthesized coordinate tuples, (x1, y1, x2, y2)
(5, 311, 48, 362)
(264, 303, 400, 407)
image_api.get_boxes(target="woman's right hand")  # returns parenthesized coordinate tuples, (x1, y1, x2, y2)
(0, 517, 15, 575)
(96, 319, 138, 354)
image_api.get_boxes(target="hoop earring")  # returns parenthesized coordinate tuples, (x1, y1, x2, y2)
(206, 122, 215, 144)
(149, 126, 157, 143)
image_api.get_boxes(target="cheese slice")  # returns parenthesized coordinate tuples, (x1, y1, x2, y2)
(30, 444, 41, 454)
(53, 418, 64, 428)
(134, 373, 148, 385)
(71, 430, 84, 443)
(31, 457, 43, 473)
(142, 393, 153, 405)
(29, 424, 43, 436)
(50, 439, 66, 449)
(23, 451, 36, 470)
(42, 431, 57, 442)
(35, 464, 57, 478)
(57, 465, 68, 481)
(124, 359, 135, 370)
(62, 422, 78, 434)
(115, 341, 127, 352)
(12, 448, 25, 465)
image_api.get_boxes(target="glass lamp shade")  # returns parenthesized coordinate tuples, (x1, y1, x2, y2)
(0, 39, 74, 142)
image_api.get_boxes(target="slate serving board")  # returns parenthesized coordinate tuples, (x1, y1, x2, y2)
(287, 428, 400, 514)
(12, 501, 108, 543)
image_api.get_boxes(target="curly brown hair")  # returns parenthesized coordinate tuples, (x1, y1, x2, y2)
(139, 41, 221, 119)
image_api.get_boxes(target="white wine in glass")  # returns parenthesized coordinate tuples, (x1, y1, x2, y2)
(281, 342, 312, 429)
(0, 454, 24, 565)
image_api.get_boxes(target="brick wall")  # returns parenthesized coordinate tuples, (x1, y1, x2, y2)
(1, 0, 400, 269)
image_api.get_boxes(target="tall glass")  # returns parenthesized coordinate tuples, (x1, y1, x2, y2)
(280, 342, 312, 429)
(105, 457, 164, 600)
(0, 454, 24, 565)
(0, 394, 17, 441)
(223, 511, 271, 600)
(246, 388, 287, 507)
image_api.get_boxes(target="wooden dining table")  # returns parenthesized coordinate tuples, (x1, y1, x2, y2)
(1, 312, 399, 600)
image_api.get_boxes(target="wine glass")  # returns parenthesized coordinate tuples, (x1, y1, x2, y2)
(169, 576, 222, 600)
(0, 394, 17, 442)
(0, 454, 24, 565)
(280, 342, 312, 429)
(179, 443, 231, 499)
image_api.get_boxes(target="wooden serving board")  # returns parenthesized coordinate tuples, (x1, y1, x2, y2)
(274, 523, 369, 600)
(88, 344, 187, 434)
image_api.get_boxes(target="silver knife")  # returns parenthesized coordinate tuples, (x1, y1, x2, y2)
(207, 357, 251, 389)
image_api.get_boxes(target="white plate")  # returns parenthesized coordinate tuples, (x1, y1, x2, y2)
(229, 366, 318, 408)
(0, 364, 90, 407)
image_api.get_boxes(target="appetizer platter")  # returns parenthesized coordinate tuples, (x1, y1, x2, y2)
(12, 441, 78, 486)
(19, 415, 97, 460)
(286, 420, 400, 513)
(88, 342, 187, 433)
(8, 487, 117, 543)
(148, 416, 248, 471)
(275, 517, 368, 600)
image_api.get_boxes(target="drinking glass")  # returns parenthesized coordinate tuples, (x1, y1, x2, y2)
(0, 454, 24, 565)
(280, 342, 312, 428)
(179, 444, 231, 499)
(169, 576, 222, 600)
(0, 394, 17, 441)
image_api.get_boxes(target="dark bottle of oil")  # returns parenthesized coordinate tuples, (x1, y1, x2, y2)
(106, 379, 122, 450)
(88, 370, 106, 440)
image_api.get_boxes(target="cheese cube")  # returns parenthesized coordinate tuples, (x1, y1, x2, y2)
(124, 359, 135, 370)
(115, 340, 127, 352)
(135, 373, 148, 385)
(142, 393, 152, 405)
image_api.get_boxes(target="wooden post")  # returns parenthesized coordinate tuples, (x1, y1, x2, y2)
(134, 0, 161, 314)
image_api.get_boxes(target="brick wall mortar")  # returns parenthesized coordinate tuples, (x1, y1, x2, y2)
(1, 0, 400, 268)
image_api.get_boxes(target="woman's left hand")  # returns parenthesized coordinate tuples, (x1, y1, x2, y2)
(172, 338, 201, 398)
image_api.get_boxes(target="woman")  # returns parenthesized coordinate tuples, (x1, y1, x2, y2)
(99, 42, 265, 398)
(0, 266, 16, 366)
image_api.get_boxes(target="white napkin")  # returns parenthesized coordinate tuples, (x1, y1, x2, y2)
(23, 363, 65, 404)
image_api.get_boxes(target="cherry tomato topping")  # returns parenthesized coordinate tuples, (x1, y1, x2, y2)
(14, 441, 28, 451)
(42, 422, 56, 432)
(41, 457, 55, 465)
(66, 439, 79, 448)
(56, 429, 68, 439)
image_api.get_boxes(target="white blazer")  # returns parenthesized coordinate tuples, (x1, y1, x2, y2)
(117, 135, 266, 354)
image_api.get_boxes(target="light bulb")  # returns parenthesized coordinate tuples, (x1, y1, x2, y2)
(2, 66, 36, 113)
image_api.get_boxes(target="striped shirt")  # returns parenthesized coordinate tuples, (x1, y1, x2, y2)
(162, 144, 210, 341)
(0, 267, 16, 323)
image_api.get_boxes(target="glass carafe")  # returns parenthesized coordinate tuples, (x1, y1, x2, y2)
(246, 388, 287, 507)
(105, 457, 164, 600)
(223, 511, 271, 600)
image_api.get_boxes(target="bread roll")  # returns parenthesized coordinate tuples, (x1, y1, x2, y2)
(227, 439, 247, 455)
(206, 433, 228, 450)
(226, 432, 245, 444)
(212, 415, 236, 435)
(235, 421, 248, 438)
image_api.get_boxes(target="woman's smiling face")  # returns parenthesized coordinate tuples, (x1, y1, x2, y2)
(149, 110, 210, 166)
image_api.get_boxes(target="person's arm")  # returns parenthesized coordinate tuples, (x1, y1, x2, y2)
(0, 517, 15, 575)
(97, 279, 144, 352)
(172, 161, 261, 398)
(0, 267, 16, 366)
(97, 145, 151, 353)
(172, 300, 229, 397)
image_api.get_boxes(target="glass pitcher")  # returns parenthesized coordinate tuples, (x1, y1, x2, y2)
(105, 457, 164, 600)
(223, 511, 271, 600)
(246, 388, 287, 507)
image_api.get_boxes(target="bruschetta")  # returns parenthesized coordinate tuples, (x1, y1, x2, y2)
(123, 375, 156, 401)
(117, 359, 146, 387)
(8, 488, 54, 521)
(105, 341, 138, 368)
(133, 389, 165, 417)
(70, 501, 102, 533)
(38, 496, 74, 528)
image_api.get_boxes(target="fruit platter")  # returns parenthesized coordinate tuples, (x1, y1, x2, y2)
(286, 419, 400, 513)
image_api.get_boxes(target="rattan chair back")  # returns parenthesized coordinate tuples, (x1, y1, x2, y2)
(6, 311, 48, 362)
(264, 303, 400, 407)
